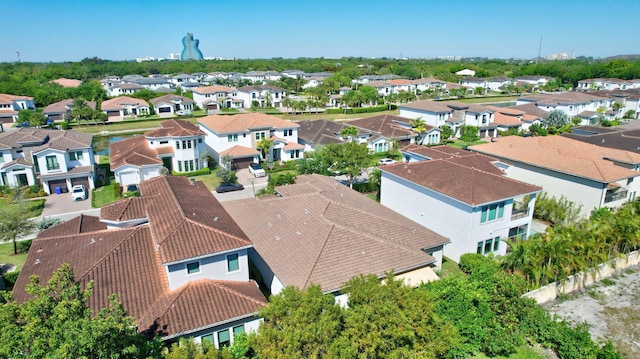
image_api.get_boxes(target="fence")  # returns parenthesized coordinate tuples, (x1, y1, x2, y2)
(522, 250, 640, 304)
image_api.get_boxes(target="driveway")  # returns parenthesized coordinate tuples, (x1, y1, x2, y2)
(212, 168, 268, 203)
(38, 191, 99, 220)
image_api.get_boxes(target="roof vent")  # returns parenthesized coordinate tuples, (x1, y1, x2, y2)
(304, 208, 309, 214)
(268, 222, 272, 228)
(214, 216, 219, 222)
(296, 230, 301, 236)
(90, 238, 96, 244)
(35, 258, 41, 264)
(275, 236, 280, 241)
(276, 213, 282, 219)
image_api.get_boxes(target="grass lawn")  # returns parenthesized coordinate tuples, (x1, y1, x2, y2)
(447, 139, 488, 149)
(0, 198, 45, 218)
(188, 169, 222, 191)
(438, 256, 462, 278)
(278, 109, 401, 121)
(0, 241, 30, 271)
(92, 185, 119, 208)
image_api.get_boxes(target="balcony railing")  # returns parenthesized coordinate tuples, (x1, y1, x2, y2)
(605, 189, 628, 203)
(510, 208, 530, 220)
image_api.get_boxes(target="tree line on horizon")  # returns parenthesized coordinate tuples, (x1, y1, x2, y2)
(1, 57, 640, 106)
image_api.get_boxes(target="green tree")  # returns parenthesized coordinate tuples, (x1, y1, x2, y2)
(0, 191, 36, 254)
(439, 125, 453, 143)
(318, 142, 374, 188)
(256, 137, 274, 162)
(16, 109, 46, 127)
(0, 263, 152, 358)
(543, 109, 570, 128)
(358, 85, 380, 105)
(459, 125, 479, 145)
(339, 126, 358, 142)
(623, 109, 635, 119)
(250, 285, 344, 359)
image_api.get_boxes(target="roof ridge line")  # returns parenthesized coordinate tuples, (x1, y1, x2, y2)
(211, 280, 267, 306)
(184, 218, 253, 247)
(302, 224, 334, 290)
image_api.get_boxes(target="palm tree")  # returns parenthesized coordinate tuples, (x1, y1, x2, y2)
(256, 137, 274, 162)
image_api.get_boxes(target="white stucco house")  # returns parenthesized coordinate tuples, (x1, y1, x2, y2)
(192, 85, 239, 112)
(149, 94, 195, 117)
(400, 100, 497, 138)
(198, 113, 303, 169)
(237, 85, 286, 108)
(0, 94, 35, 125)
(469, 136, 640, 219)
(0, 128, 95, 194)
(110, 119, 207, 187)
(515, 92, 614, 118)
(379, 153, 542, 262)
(14, 175, 267, 347)
(101, 96, 150, 122)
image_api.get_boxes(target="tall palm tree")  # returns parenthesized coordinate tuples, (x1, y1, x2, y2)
(256, 137, 274, 162)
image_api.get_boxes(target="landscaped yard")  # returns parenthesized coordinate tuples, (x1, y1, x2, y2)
(0, 241, 30, 271)
(0, 198, 45, 218)
(92, 185, 119, 208)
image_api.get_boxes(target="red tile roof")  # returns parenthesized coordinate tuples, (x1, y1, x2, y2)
(381, 159, 541, 206)
(110, 136, 163, 170)
(469, 135, 640, 183)
(144, 119, 205, 138)
(223, 174, 449, 292)
(198, 113, 298, 134)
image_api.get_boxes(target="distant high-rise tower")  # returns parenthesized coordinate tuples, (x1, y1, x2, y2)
(180, 33, 203, 61)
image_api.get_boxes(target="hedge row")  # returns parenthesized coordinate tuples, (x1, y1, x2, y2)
(171, 168, 212, 177)
(325, 105, 396, 114)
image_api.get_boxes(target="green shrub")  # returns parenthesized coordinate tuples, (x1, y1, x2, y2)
(3, 271, 20, 286)
(458, 253, 498, 276)
(113, 182, 122, 198)
(172, 168, 211, 177)
(352, 181, 378, 193)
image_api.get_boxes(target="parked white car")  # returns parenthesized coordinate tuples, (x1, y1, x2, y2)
(71, 185, 87, 201)
(379, 158, 397, 165)
(249, 163, 266, 177)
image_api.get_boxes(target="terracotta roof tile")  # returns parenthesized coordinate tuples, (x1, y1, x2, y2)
(223, 174, 449, 292)
(149, 94, 195, 107)
(110, 136, 162, 170)
(469, 136, 640, 182)
(144, 119, 205, 138)
(400, 144, 468, 159)
(346, 114, 420, 139)
(220, 145, 260, 158)
(192, 85, 235, 94)
(101, 96, 149, 110)
(51, 78, 82, 88)
(381, 159, 541, 206)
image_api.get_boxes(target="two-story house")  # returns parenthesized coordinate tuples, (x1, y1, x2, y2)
(198, 113, 303, 169)
(379, 153, 542, 262)
(110, 119, 207, 187)
(515, 92, 614, 118)
(0, 128, 95, 194)
(400, 100, 497, 138)
(237, 85, 286, 108)
(0, 94, 35, 125)
(469, 135, 640, 219)
(101, 96, 150, 121)
(149, 94, 195, 117)
(346, 114, 421, 151)
(296, 119, 375, 152)
(192, 85, 240, 112)
(13, 175, 267, 347)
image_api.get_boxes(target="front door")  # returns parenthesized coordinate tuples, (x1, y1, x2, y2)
(16, 174, 28, 187)
(272, 148, 281, 162)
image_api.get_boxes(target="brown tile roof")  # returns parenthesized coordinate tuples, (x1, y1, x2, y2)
(140, 176, 253, 264)
(101, 96, 149, 110)
(43, 99, 97, 114)
(484, 105, 525, 116)
(100, 196, 156, 222)
(387, 79, 413, 85)
(144, 119, 205, 138)
(51, 78, 82, 88)
(220, 145, 260, 158)
(110, 136, 162, 170)
(138, 280, 266, 339)
(508, 103, 549, 118)
(0, 94, 33, 103)
(0, 128, 92, 152)
(14, 175, 265, 339)
(284, 141, 304, 150)
(296, 119, 373, 146)
(381, 159, 541, 206)
(223, 174, 449, 292)
(400, 144, 470, 159)
(469, 136, 640, 183)
(518, 92, 608, 106)
(401, 100, 490, 114)
(198, 113, 298, 134)
(37, 214, 106, 238)
(346, 114, 420, 139)
(492, 112, 523, 126)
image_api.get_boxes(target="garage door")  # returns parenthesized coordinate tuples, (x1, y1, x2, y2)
(232, 157, 254, 171)
(118, 171, 139, 187)
(71, 177, 90, 189)
(48, 179, 68, 194)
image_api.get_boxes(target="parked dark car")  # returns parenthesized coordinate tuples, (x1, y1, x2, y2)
(215, 182, 244, 193)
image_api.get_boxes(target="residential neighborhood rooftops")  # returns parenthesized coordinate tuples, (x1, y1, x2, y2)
(0, 128, 92, 152)
(110, 136, 163, 170)
(101, 96, 149, 110)
(192, 85, 235, 94)
(223, 174, 449, 293)
(144, 119, 204, 138)
(149, 94, 195, 107)
(346, 114, 420, 140)
(297, 119, 372, 146)
(400, 144, 469, 160)
(380, 157, 541, 206)
(44, 99, 97, 114)
(51, 78, 83, 88)
(469, 135, 640, 183)
(198, 113, 298, 134)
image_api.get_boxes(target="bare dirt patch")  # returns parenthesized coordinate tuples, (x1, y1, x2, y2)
(545, 266, 640, 358)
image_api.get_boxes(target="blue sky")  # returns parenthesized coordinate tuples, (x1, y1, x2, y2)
(4, 0, 640, 63)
